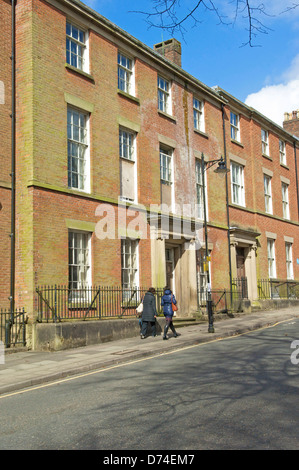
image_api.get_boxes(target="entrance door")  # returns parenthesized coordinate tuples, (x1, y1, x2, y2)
(236, 247, 245, 278)
(236, 247, 248, 298)
(165, 248, 174, 291)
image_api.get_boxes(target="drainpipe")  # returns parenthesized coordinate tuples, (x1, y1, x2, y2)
(221, 104, 233, 305)
(294, 141, 299, 221)
(10, 0, 16, 322)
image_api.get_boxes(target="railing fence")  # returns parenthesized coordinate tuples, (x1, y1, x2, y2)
(0, 308, 27, 348)
(258, 279, 299, 300)
(36, 285, 164, 322)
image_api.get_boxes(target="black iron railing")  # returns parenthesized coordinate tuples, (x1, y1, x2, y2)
(0, 308, 27, 348)
(36, 285, 164, 322)
(199, 288, 244, 314)
(258, 279, 299, 300)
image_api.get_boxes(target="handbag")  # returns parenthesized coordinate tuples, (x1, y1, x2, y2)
(136, 301, 143, 314)
(171, 294, 178, 312)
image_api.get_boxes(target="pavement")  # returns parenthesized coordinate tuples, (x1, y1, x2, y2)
(1, 306, 299, 396)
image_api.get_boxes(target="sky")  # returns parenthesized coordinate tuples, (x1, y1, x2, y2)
(84, 0, 299, 128)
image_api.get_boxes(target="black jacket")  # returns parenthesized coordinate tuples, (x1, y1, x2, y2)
(142, 292, 157, 322)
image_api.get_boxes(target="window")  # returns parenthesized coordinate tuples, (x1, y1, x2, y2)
(160, 148, 172, 184)
(118, 53, 134, 95)
(230, 112, 240, 141)
(195, 159, 205, 220)
(158, 76, 171, 114)
(119, 128, 136, 202)
(119, 128, 135, 161)
(121, 239, 138, 289)
(264, 175, 272, 214)
(261, 129, 269, 156)
(68, 231, 91, 290)
(231, 162, 245, 206)
(279, 140, 286, 165)
(193, 98, 204, 132)
(67, 106, 89, 191)
(267, 239, 276, 278)
(286, 243, 294, 279)
(282, 183, 290, 219)
(196, 249, 211, 304)
(66, 22, 87, 72)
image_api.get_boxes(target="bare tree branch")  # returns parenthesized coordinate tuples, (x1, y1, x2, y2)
(130, 0, 298, 47)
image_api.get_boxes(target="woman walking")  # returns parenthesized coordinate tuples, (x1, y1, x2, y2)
(161, 286, 178, 340)
(140, 287, 158, 339)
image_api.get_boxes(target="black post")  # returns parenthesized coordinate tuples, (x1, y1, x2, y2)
(9, 0, 16, 324)
(201, 154, 214, 333)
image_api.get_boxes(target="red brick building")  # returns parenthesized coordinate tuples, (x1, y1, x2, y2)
(1, 0, 299, 334)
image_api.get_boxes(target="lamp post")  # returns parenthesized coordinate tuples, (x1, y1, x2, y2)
(200, 153, 229, 333)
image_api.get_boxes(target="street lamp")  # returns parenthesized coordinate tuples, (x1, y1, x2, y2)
(200, 153, 229, 333)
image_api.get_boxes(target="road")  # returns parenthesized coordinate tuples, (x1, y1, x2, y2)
(0, 318, 299, 450)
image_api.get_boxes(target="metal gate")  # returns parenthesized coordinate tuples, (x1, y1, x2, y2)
(0, 308, 27, 348)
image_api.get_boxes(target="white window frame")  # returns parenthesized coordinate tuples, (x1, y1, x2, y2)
(66, 21, 88, 72)
(261, 129, 269, 156)
(118, 52, 134, 95)
(119, 128, 136, 162)
(267, 239, 276, 279)
(195, 159, 208, 220)
(231, 162, 245, 206)
(285, 242, 294, 280)
(282, 183, 290, 219)
(68, 230, 91, 291)
(158, 76, 171, 114)
(230, 112, 240, 142)
(121, 239, 139, 289)
(264, 175, 273, 214)
(279, 140, 286, 165)
(67, 106, 90, 192)
(119, 127, 137, 203)
(160, 147, 172, 184)
(193, 98, 204, 132)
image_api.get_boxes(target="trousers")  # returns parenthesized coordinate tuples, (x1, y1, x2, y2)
(141, 320, 156, 337)
(163, 317, 177, 337)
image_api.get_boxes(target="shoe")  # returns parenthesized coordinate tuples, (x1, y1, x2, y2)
(174, 334, 179, 338)
(163, 336, 168, 340)
(152, 334, 157, 337)
(141, 335, 145, 339)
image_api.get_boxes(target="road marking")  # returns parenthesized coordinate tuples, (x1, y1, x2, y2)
(0, 317, 295, 400)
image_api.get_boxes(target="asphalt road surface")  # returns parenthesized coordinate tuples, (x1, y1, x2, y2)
(0, 318, 299, 450)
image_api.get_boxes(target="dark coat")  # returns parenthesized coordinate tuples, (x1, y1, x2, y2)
(141, 292, 157, 322)
(161, 289, 177, 317)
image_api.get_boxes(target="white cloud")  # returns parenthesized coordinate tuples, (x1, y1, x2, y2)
(245, 54, 299, 126)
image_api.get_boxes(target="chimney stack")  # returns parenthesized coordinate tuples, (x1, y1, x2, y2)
(283, 109, 299, 138)
(154, 39, 182, 67)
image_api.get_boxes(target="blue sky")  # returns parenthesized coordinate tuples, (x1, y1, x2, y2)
(84, 0, 299, 127)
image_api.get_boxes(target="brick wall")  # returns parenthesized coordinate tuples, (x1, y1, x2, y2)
(2, 0, 299, 319)
(0, 0, 12, 308)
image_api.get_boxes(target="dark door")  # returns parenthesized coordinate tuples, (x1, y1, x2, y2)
(236, 247, 245, 278)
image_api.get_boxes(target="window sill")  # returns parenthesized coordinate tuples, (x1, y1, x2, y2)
(280, 163, 289, 170)
(118, 89, 140, 105)
(231, 202, 246, 209)
(262, 153, 272, 161)
(231, 139, 244, 148)
(194, 129, 208, 139)
(158, 110, 176, 123)
(65, 64, 95, 83)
